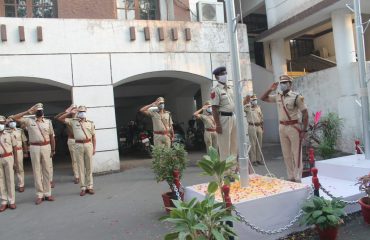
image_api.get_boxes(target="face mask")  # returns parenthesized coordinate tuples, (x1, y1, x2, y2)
(251, 100, 258, 106)
(218, 75, 227, 84)
(78, 112, 87, 119)
(279, 83, 289, 93)
(9, 122, 16, 129)
(158, 103, 165, 110)
(206, 107, 212, 114)
(0, 124, 4, 131)
(36, 110, 44, 117)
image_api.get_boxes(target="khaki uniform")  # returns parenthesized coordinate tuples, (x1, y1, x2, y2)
(65, 118, 95, 191)
(19, 117, 54, 198)
(0, 131, 17, 204)
(8, 128, 27, 188)
(267, 91, 307, 181)
(244, 104, 263, 164)
(199, 114, 218, 151)
(66, 125, 79, 179)
(210, 83, 237, 161)
(148, 109, 173, 147)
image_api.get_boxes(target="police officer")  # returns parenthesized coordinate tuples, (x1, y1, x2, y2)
(7, 117, 28, 192)
(193, 101, 218, 152)
(55, 105, 80, 184)
(243, 94, 264, 166)
(140, 97, 174, 147)
(11, 103, 56, 204)
(58, 106, 96, 196)
(260, 75, 308, 182)
(210, 67, 237, 162)
(0, 115, 18, 211)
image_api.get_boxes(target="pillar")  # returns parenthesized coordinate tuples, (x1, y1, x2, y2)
(270, 38, 288, 81)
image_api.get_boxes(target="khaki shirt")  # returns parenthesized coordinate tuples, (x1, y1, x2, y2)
(267, 91, 307, 121)
(19, 117, 54, 143)
(0, 132, 17, 155)
(210, 83, 235, 112)
(199, 114, 216, 129)
(148, 109, 173, 132)
(8, 128, 27, 148)
(244, 105, 263, 124)
(65, 118, 96, 141)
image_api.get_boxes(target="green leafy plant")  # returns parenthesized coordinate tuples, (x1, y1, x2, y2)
(356, 173, 370, 200)
(198, 147, 239, 201)
(300, 196, 346, 230)
(317, 112, 343, 159)
(151, 144, 188, 189)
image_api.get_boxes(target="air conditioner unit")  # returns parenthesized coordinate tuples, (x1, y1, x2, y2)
(197, 1, 224, 23)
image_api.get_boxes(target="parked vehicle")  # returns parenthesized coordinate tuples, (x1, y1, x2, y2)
(136, 128, 153, 155)
(173, 123, 186, 146)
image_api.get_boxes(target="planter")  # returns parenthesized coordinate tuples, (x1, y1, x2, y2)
(162, 191, 184, 213)
(359, 197, 370, 224)
(316, 226, 338, 240)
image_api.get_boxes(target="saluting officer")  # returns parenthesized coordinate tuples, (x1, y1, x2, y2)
(140, 97, 174, 147)
(0, 115, 18, 211)
(193, 101, 218, 152)
(58, 106, 96, 196)
(243, 94, 264, 166)
(260, 75, 308, 182)
(7, 117, 28, 192)
(11, 103, 56, 204)
(210, 66, 237, 162)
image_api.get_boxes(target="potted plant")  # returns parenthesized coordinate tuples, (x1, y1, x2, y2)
(300, 196, 346, 240)
(356, 173, 370, 224)
(151, 144, 187, 212)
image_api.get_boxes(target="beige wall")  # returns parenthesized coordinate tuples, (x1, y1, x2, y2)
(58, 0, 117, 19)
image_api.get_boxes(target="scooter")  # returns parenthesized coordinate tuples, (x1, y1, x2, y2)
(137, 129, 152, 155)
(172, 123, 186, 146)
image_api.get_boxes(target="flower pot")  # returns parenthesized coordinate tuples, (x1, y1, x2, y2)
(359, 197, 370, 224)
(161, 191, 184, 213)
(316, 226, 338, 240)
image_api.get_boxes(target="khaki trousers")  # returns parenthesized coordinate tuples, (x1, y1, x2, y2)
(154, 134, 171, 147)
(217, 115, 238, 161)
(279, 124, 303, 181)
(67, 139, 79, 178)
(0, 156, 15, 204)
(248, 126, 263, 163)
(75, 142, 94, 190)
(204, 131, 218, 153)
(15, 149, 24, 188)
(30, 145, 52, 198)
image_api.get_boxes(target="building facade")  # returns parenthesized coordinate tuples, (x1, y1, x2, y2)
(0, 0, 251, 173)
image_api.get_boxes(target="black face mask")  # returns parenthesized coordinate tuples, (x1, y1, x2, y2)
(36, 110, 44, 117)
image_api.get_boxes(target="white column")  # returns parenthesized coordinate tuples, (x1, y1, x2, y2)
(270, 38, 287, 80)
(263, 42, 273, 71)
(331, 10, 359, 152)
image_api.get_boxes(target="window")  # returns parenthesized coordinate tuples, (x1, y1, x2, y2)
(32, 0, 56, 18)
(4, 0, 27, 17)
(117, 0, 159, 20)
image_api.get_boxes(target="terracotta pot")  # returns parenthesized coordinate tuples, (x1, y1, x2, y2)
(359, 197, 370, 224)
(161, 191, 184, 213)
(316, 226, 338, 240)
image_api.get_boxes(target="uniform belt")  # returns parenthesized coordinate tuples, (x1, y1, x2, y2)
(206, 128, 216, 132)
(30, 141, 50, 146)
(279, 120, 299, 125)
(68, 137, 75, 139)
(15, 146, 23, 151)
(0, 152, 13, 158)
(153, 131, 169, 135)
(249, 123, 262, 126)
(219, 111, 233, 116)
(76, 139, 91, 144)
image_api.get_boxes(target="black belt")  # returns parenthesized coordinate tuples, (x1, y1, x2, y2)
(219, 112, 233, 116)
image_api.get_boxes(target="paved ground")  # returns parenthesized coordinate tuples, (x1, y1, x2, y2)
(0, 144, 369, 240)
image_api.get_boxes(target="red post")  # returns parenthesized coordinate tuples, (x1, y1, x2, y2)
(309, 148, 315, 176)
(173, 170, 182, 200)
(222, 185, 234, 240)
(355, 140, 361, 154)
(311, 167, 320, 197)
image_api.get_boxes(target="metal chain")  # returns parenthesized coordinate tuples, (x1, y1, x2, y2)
(232, 186, 314, 235)
(319, 185, 359, 205)
(172, 184, 182, 201)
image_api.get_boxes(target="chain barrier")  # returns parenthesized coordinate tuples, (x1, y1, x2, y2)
(232, 186, 314, 235)
(319, 185, 359, 205)
(172, 184, 182, 201)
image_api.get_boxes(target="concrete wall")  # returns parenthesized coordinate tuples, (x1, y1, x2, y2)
(314, 32, 336, 61)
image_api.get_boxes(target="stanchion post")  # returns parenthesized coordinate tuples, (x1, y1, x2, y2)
(311, 168, 320, 197)
(222, 185, 234, 240)
(173, 170, 182, 200)
(309, 148, 315, 175)
(355, 140, 361, 154)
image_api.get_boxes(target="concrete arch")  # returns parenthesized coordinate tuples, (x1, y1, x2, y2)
(0, 76, 72, 90)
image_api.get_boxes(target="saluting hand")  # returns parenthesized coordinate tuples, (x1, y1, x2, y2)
(270, 82, 279, 91)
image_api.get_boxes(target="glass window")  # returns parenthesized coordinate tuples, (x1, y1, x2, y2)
(4, 0, 27, 17)
(138, 0, 158, 20)
(117, 0, 136, 20)
(32, 0, 57, 18)
(117, 0, 159, 20)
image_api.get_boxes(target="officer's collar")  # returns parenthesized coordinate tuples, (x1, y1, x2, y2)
(217, 83, 229, 89)
(36, 117, 45, 122)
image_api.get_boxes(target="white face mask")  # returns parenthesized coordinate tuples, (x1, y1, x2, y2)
(251, 100, 258, 106)
(158, 103, 165, 110)
(279, 83, 289, 93)
(9, 122, 16, 129)
(0, 124, 4, 131)
(218, 75, 227, 84)
(206, 107, 212, 114)
(78, 112, 87, 119)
